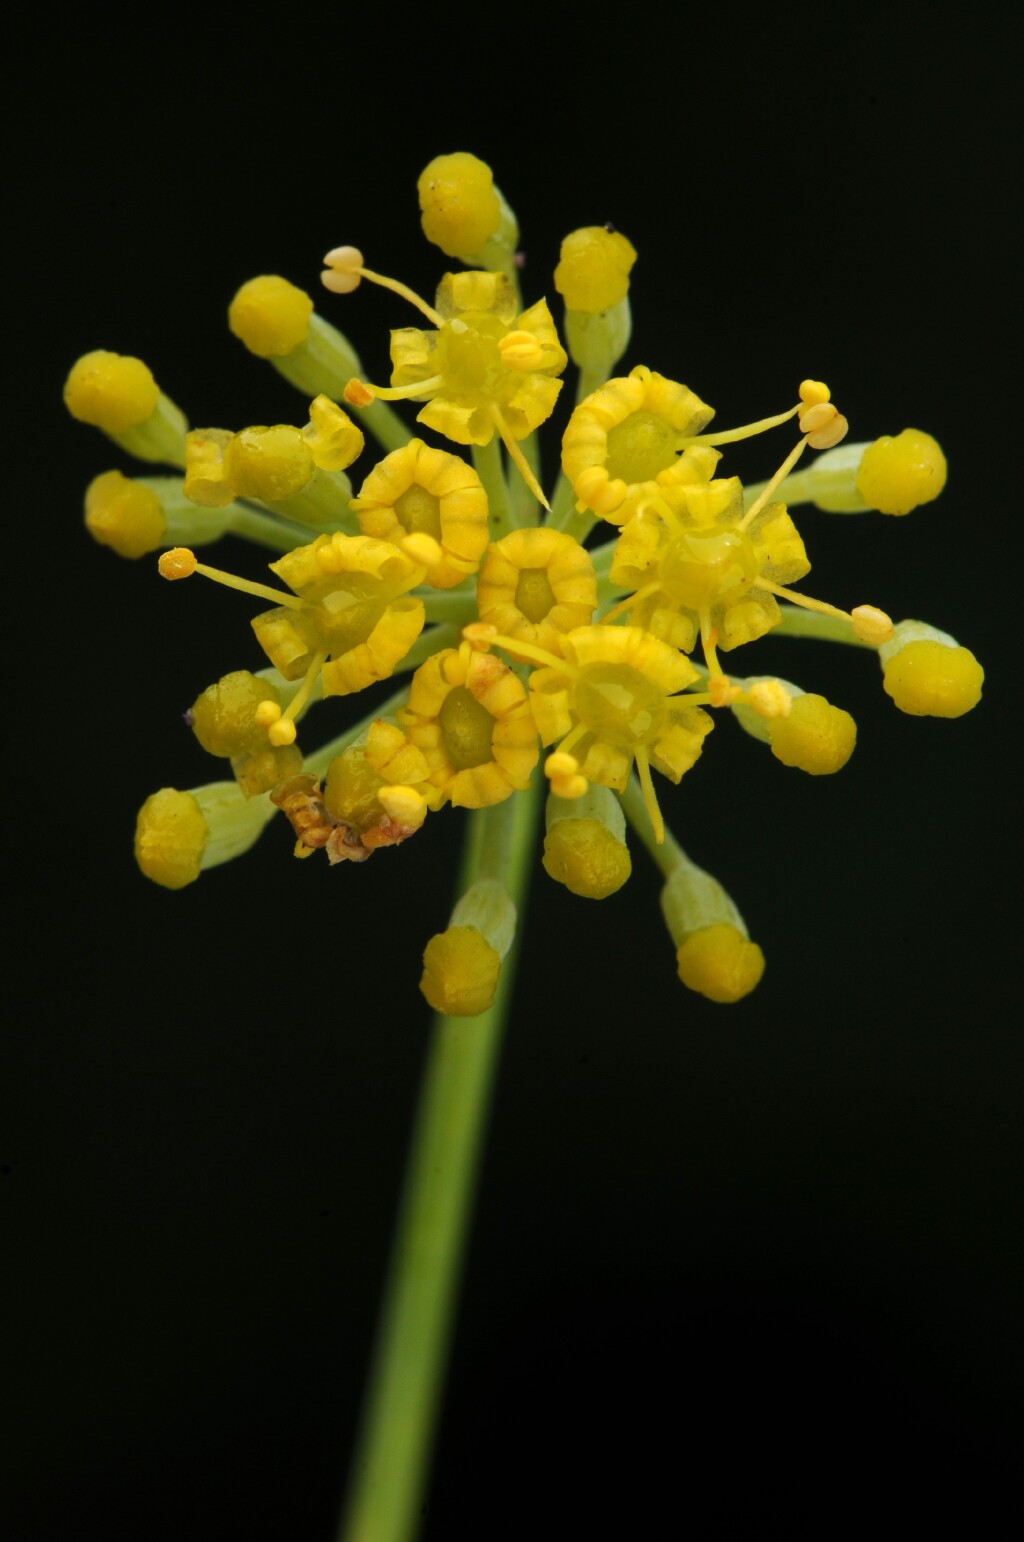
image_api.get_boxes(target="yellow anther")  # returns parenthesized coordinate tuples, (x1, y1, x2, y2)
(553, 772, 588, 799)
(158, 547, 197, 580)
(851, 604, 894, 645)
(708, 675, 740, 708)
(320, 246, 365, 294)
(807, 410, 849, 451)
(268, 717, 297, 747)
(377, 785, 428, 829)
(799, 401, 838, 436)
(462, 622, 498, 651)
(799, 379, 831, 406)
(400, 531, 444, 569)
(344, 379, 376, 409)
(745, 679, 791, 718)
(545, 751, 581, 780)
(499, 330, 546, 371)
(254, 700, 282, 728)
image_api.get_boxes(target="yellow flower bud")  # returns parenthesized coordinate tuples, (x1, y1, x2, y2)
(855, 429, 947, 515)
(675, 923, 765, 1005)
(542, 818, 631, 900)
(417, 152, 501, 259)
(768, 693, 856, 774)
(882, 639, 983, 717)
(554, 226, 637, 314)
(228, 275, 313, 358)
(64, 350, 160, 433)
(134, 788, 207, 890)
(84, 470, 166, 559)
(224, 425, 314, 502)
(420, 925, 501, 1016)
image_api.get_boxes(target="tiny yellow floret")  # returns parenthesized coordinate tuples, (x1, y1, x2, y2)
(134, 788, 207, 890)
(158, 547, 197, 580)
(855, 429, 947, 515)
(554, 226, 638, 314)
(84, 470, 166, 558)
(882, 640, 984, 717)
(228, 276, 313, 358)
(417, 153, 501, 259)
(420, 925, 501, 1016)
(64, 350, 160, 433)
(675, 923, 765, 1004)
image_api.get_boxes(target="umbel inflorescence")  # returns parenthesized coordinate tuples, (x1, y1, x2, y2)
(67, 152, 983, 1009)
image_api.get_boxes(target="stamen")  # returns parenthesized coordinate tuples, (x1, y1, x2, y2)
(269, 650, 327, 744)
(601, 580, 660, 624)
(344, 374, 445, 405)
(762, 588, 891, 643)
(679, 403, 800, 448)
(544, 751, 588, 799)
(699, 612, 730, 701)
(489, 405, 551, 511)
(634, 746, 665, 844)
(469, 626, 570, 673)
(158, 548, 301, 608)
(738, 437, 809, 531)
(556, 722, 588, 759)
(321, 246, 444, 326)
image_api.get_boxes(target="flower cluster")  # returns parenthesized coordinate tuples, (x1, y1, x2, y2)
(68, 152, 983, 1010)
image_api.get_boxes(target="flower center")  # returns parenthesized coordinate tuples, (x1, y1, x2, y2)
(436, 313, 506, 397)
(605, 410, 678, 484)
(658, 528, 759, 610)
(394, 484, 443, 541)
(439, 685, 495, 769)
(514, 566, 557, 623)
(310, 592, 385, 653)
(573, 663, 667, 749)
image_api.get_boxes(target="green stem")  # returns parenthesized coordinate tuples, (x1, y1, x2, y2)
(510, 431, 542, 526)
(336, 775, 542, 1542)
(472, 437, 513, 539)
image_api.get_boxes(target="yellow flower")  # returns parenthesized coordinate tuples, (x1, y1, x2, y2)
(399, 642, 539, 808)
(609, 481, 811, 653)
(388, 271, 567, 451)
(561, 365, 715, 525)
(255, 533, 427, 698)
(351, 438, 490, 588)
(526, 624, 713, 839)
(476, 526, 597, 658)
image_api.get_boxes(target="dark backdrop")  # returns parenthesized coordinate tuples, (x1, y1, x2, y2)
(10, 11, 1021, 1536)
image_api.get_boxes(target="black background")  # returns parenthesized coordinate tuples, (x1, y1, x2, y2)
(10, 10, 1021, 1536)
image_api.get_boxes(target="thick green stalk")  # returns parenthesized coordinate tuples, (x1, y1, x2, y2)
(336, 775, 542, 1542)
